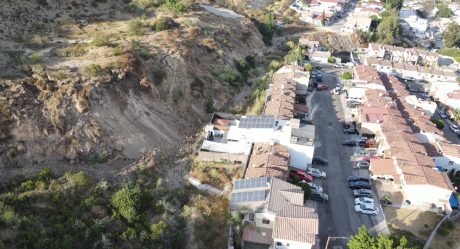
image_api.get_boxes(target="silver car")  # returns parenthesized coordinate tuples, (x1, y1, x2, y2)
(354, 160, 370, 168)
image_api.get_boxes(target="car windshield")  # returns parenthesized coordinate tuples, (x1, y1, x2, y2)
(453, 125, 459, 129)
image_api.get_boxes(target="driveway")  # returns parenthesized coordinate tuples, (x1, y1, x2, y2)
(308, 72, 375, 248)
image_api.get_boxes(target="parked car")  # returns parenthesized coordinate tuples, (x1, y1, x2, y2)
(359, 155, 380, 162)
(380, 199, 393, 206)
(354, 197, 374, 205)
(450, 124, 460, 134)
(354, 160, 370, 169)
(343, 127, 358, 134)
(342, 139, 357, 146)
(419, 93, 431, 101)
(349, 181, 372, 189)
(438, 110, 448, 119)
(353, 150, 371, 157)
(371, 175, 394, 181)
(317, 84, 328, 90)
(308, 182, 323, 193)
(347, 100, 362, 108)
(310, 191, 329, 203)
(289, 170, 313, 182)
(307, 167, 326, 179)
(353, 189, 373, 198)
(312, 157, 328, 166)
(348, 176, 370, 183)
(354, 203, 379, 216)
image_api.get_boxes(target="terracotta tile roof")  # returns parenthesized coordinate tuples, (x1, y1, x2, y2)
(274, 207, 319, 244)
(294, 104, 308, 113)
(246, 143, 290, 179)
(417, 66, 430, 74)
(448, 90, 460, 100)
(430, 68, 444, 76)
(370, 159, 400, 184)
(439, 142, 460, 158)
(268, 178, 304, 213)
(242, 226, 273, 245)
(407, 141, 427, 154)
(443, 70, 457, 78)
(423, 143, 442, 157)
(390, 148, 418, 164)
(393, 63, 405, 70)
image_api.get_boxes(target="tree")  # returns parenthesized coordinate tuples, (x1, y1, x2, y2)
(342, 72, 353, 80)
(150, 220, 168, 241)
(348, 225, 375, 249)
(453, 109, 460, 122)
(327, 56, 336, 63)
(442, 23, 460, 48)
(110, 185, 143, 223)
(382, 0, 403, 9)
(375, 10, 400, 44)
(305, 63, 313, 72)
(437, 2, 453, 18)
(321, 11, 326, 26)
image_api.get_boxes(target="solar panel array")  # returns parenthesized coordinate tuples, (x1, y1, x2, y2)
(234, 177, 271, 190)
(231, 190, 267, 203)
(239, 115, 274, 129)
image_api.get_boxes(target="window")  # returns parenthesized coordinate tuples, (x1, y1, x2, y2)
(262, 219, 270, 224)
(449, 161, 454, 165)
(276, 242, 282, 246)
(248, 214, 254, 221)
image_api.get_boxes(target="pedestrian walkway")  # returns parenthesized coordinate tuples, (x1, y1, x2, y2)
(187, 176, 226, 195)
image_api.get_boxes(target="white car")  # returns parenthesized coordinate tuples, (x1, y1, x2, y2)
(354, 203, 379, 216)
(354, 160, 370, 168)
(353, 150, 371, 157)
(354, 197, 374, 205)
(450, 124, 460, 134)
(371, 175, 394, 181)
(307, 167, 326, 179)
(308, 182, 323, 193)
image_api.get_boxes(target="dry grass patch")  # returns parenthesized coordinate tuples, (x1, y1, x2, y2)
(429, 219, 460, 249)
(384, 207, 442, 241)
(190, 161, 243, 190)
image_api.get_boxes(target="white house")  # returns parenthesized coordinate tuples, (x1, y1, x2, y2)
(310, 51, 332, 63)
(230, 177, 319, 249)
(430, 81, 460, 109)
(368, 43, 385, 58)
(432, 142, 460, 174)
(342, 16, 372, 32)
(399, 10, 428, 38)
(404, 95, 437, 116)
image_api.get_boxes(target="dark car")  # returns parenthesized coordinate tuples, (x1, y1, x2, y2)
(343, 140, 356, 146)
(353, 189, 373, 198)
(343, 127, 357, 134)
(348, 176, 370, 183)
(380, 199, 393, 206)
(349, 181, 372, 189)
(310, 191, 329, 203)
(312, 157, 328, 166)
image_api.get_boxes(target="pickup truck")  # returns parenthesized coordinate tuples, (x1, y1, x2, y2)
(289, 170, 313, 182)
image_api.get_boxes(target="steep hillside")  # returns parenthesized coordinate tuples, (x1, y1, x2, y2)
(0, 0, 266, 175)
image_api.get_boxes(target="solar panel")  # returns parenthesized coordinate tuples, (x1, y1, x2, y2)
(234, 177, 271, 190)
(238, 115, 275, 129)
(231, 190, 267, 203)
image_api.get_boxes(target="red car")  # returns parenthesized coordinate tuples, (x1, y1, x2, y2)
(317, 84, 328, 90)
(289, 170, 313, 182)
(360, 155, 380, 162)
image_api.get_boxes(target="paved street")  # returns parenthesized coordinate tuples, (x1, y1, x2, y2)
(308, 72, 375, 248)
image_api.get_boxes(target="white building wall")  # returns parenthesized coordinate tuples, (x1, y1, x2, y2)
(433, 156, 460, 173)
(287, 143, 315, 170)
(273, 239, 312, 249)
(402, 184, 451, 210)
(254, 212, 276, 229)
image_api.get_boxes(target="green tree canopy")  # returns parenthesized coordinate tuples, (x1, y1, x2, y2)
(327, 56, 336, 63)
(348, 225, 417, 249)
(437, 2, 453, 18)
(342, 72, 353, 80)
(305, 63, 313, 72)
(442, 23, 460, 48)
(110, 185, 143, 223)
(375, 10, 400, 44)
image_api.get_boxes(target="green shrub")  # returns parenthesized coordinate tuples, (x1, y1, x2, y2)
(29, 52, 44, 64)
(57, 44, 88, 57)
(92, 36, 111, 47)
(328, 56, 336, 63)
(64, 171, 91, 187)
(431, 119, 445, 129)
(152, 67, 167, 84)
(20, 180, 35, 192)
(438, 226, 449, 236)
(165, 0, 194, 13)
(305, 63, 313, 72)
(110, 185, 143, 223)
(128, 18, 145, 35)
(8, 51, 26, 65)
(268, 60, 282, 72)
(152, 17, 176, 32)
(206, 98, 216, 113)
(151, 220, 169, 241)
(37, 168, 54, 182)
(342, 72, 353, 80)
(214, 68, 244, 88)
(85, 64, 103, 77)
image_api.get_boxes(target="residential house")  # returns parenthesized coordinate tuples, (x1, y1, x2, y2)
(342, 16, 372, 32)
(368, 43, 385, 58)
(399, 10, 428, 38)
(430, 81, 460, 110)
(310, 51, 332, 64)
(299, 38, 320, 54)
(391, 46, 405, 63)
(245, 143, 290, 180)
(403, 49, 419, 64)
(404, 95, 437, 116)
(230, 177, 319, 249)
(430, 142, 460, 174)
